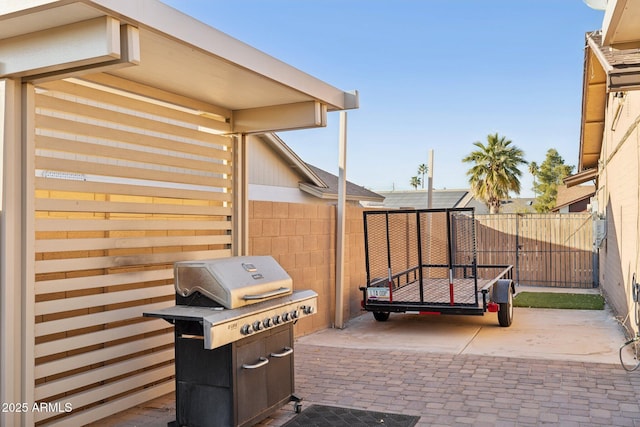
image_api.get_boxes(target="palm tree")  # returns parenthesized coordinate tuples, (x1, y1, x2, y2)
(417, 164, 428, 189)
(529, 161, 539, 195)
(409, 176, 421, 190)
(462, 133, 527, 214)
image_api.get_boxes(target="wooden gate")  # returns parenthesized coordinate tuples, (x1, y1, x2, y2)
(475, 213, 594, 288)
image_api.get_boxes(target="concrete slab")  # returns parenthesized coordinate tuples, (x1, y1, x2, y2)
(296, 305, 627, 365)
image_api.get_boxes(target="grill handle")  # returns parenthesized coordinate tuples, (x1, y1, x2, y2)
(270, 347, 293, 358)
(242, 357, 269, 370)
(242, 287, 290, 301)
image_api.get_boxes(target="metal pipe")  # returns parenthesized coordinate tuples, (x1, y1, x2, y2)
(446, 210, 454, 305)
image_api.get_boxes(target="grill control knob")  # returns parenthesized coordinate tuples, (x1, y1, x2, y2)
(252, 320, 262, 331)
(290, 310, 299, 319)
(282, 312, 290, 321)
(263, 318, 272, 328)
(303, 305, 314, 315)
(241, 324, 253, 335)
(272, 315, 281, 325)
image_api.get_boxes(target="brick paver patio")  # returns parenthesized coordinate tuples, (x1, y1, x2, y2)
(93, 342, 640, 426)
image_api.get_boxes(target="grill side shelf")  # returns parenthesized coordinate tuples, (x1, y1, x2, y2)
(143, 305, 223, 323)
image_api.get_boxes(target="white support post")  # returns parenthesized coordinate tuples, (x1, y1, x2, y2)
(22, 82, 36, 427)
(335, 112, 347, 329)
(0, 80, 36, 427)
(1, 79, 23, 426)
(232, 134, 248, 256)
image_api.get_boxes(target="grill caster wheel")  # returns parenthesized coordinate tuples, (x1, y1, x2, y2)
(294, 402, 302, 413)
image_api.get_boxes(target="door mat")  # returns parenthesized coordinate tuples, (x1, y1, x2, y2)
(281, 404, 420, 427)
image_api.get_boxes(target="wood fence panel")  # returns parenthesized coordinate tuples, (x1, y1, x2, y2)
(32, 77, 234, 426)
(475, 213, 593, 288)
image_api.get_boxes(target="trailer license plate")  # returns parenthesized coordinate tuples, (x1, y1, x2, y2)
(367, 287, 390, 301)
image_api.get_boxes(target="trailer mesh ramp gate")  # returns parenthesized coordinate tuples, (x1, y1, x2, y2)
(360, 208, 515, 326)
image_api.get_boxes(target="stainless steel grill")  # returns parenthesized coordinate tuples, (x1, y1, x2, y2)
(144, 256, 317, 427)
(174, 256, 294, 309)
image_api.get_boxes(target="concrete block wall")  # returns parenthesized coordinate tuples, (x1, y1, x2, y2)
(249, 201, 367, 337)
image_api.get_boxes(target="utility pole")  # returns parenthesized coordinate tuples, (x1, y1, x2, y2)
(427, 149, 434, 208)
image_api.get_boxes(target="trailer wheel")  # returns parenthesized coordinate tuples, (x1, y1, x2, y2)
(497, 287, 513, 327)
(373, 311, 390, 322)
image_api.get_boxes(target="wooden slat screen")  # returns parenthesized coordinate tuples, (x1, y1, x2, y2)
(32, 77, 233, 425)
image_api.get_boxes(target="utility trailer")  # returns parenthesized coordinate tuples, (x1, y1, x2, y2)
(360, 208, 515, 327)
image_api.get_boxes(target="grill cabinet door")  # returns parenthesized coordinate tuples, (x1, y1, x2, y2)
(266, 326, 294, 407)
(235, 324, 294, 426)
(236, 337, 268, 425)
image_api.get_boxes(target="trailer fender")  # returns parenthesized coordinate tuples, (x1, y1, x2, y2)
(491, 279, 514, 304)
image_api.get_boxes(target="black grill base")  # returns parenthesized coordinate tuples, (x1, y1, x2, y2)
(172, 321, 295, 427)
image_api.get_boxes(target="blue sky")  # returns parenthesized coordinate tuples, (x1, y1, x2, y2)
(161, 1, 605, 197)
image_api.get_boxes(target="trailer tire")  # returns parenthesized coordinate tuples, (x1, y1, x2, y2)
(373, 311, 390, 322)
(497, 287, 513, 327)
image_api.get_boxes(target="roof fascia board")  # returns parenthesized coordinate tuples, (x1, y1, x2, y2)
(298, 182, 381, 202)
(299, 183, 334, 200)
(342, 90, 359, 111)
(586, 34, 613, 73)
(260, 133, 326, 188)
(555, 192, 594, 210)
(456, 192, 474, 208)
(564, 168, 597, 187)
(84, 0, 356, 111)
(587, 33, 640, 92)
(609, 68, 640, 91)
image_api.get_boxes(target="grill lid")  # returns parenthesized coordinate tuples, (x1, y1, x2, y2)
(174, 256, 292, 309)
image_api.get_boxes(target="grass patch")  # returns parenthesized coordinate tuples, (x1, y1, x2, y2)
(514, 292, 604, 310)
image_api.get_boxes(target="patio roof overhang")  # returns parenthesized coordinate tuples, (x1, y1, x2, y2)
(578, 37, 607, 171)
(564, 168, 598, 188)
(0, 0, 359, 134)
(602, 0, 640, 49)
(578, 30, 640, 172)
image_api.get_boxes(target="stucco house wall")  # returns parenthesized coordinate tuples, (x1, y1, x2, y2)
(246, 133, 382, 207)
(595, 90, 640, 327)
(247, 134, 322, 205)
(575, 3, 640, 335)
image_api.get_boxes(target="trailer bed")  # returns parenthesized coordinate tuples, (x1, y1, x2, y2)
(361, 208, 515, 326)
(390, 277, 493, 305)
